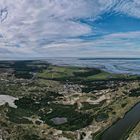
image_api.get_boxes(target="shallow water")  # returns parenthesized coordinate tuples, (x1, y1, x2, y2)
(46, 58, 140, 75)
(51, 117, 68, 125)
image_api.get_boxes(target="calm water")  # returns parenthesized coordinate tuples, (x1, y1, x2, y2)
(101, 102, 140, 140)
(46, 58, 140, 75)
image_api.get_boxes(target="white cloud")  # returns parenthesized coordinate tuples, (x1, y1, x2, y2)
(115, 0, 140, 18)
(34, 31, 140, 57)
(0, 0, 140, 58)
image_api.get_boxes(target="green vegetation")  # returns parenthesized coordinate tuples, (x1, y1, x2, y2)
(129, 88, 140, 97)
(81, 102, 104, 110)
(37, 65, 105, 81)
(41, 103, 93, 131)
(7, 107, 33, 124)
(0, 60, 140, 140)
(22, 134, 45, 140)
(14, 71, 33, 79)
(7, 93, 93, 131)
(95, 113, 109, 122)
(37, 65, 81, 79)
(37, 64, 140, 82)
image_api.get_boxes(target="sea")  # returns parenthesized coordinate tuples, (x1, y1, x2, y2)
(46, 58, 140, 75)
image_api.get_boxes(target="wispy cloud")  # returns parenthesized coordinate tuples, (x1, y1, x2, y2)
(0, 0, 140, 58)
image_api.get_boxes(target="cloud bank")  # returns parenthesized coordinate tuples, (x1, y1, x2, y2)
(0, 0, 140, 58)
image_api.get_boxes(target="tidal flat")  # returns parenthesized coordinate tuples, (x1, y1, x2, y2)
(0, 60, 140, 140)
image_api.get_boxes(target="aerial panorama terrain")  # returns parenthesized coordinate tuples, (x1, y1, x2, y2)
(0, 60, 140, 140)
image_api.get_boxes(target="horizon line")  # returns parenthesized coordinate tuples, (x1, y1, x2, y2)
(0, 57, 140, 61)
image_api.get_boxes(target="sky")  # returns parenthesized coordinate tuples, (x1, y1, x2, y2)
(0, 0, 140, 59)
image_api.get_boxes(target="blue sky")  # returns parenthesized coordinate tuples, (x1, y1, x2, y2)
(0, 0, 140, 59)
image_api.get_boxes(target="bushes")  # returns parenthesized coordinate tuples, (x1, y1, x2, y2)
(73, 68, 101, 77)
(95, 113, 109, 122)
(7, 94, 93, 130)
(14, 71, 33, 79)
(41, 103, 93, 131)
(23, 134, 45, 140)
(7, 108, 33, 124)
(129, 88, 140, 97)
(81, 102, 102, 110)
(15, 97, 41, 111)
